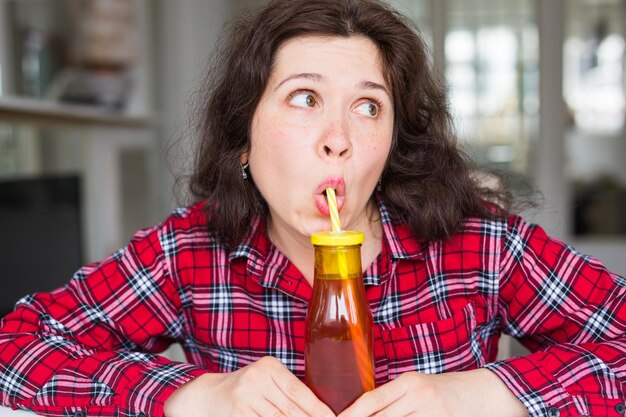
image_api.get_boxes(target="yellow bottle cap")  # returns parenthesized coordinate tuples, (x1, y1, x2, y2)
(310, 230, 364, 246)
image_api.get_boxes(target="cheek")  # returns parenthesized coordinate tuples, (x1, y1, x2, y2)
(361, 126, 393, 162)
(356, 139, 392, 187)
(251, 117, 280, 158)
(249, 123, 310, 188)
(254, 127, 315, 174)
(253, 129, 302, 168)
(377, 124, 394, 162)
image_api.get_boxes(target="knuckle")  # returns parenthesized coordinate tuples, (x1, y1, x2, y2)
(368, 388, 386, 404)
(241, 371, 257, 385)
(242, 364, 263, 382)
(357, 389, 373, 406)
(282, 400, 299, 417)
(230, 382, 248, 399)
(398, 371, 415, 382)
(398, 371, 421, 392)
(286, 380, 303, 398)
(260, 355, 279, 367)
(231, 403, 248, 417)
(419, 380, 439, 398)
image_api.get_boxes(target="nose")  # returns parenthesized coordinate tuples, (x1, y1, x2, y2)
(317, 115, 352, 159)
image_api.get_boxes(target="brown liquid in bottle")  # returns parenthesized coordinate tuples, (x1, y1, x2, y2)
(305, 234, 374, 414)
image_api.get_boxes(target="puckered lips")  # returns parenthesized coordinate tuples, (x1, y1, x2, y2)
(314, 176, 345, 217)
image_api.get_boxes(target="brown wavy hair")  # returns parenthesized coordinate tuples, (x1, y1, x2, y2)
(189, 0, 510, 246)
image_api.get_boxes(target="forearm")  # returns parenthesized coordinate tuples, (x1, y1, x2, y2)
(0, 331, 206, 416)
(0, 305, 206, 416)
(164, 373, 225, 417)
(485, 342, 626, 417)
(462, 369, 528, 417)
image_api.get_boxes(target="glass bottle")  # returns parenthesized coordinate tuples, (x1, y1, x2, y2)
(305, 231, 375, 414)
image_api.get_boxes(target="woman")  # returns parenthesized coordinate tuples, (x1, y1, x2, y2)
(1, 1, 624, 417)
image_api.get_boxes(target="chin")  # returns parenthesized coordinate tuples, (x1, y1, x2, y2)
(301, 218, 332, 236)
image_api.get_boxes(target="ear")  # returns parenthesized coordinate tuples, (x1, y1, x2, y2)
(240, 151, 249, 165)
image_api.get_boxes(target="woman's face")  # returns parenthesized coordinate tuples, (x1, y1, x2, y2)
(248, 35, 394, 240)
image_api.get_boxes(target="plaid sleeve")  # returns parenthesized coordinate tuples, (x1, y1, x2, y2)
(0, 220, 207, 417)
(484, 215, 626, 417)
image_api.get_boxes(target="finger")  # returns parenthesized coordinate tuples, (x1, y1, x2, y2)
(338, 381, 405, 417)
(271, 368, 335, 417)
(263, 381, 309, 417)
(251, 397, 284, 417)
(369, 395, 415, 417)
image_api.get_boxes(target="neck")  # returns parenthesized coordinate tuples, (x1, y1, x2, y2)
(268, 205, 384, 286)
(268, 222, 316, 283)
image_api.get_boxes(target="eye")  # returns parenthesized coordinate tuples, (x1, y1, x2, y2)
(289, 91, 317, 108)
(355, 101, 380, 117)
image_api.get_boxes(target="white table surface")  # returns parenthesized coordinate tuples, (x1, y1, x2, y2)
(0, 407, 36, 416)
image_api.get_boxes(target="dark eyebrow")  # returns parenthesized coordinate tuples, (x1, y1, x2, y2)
(274, 72, 392, 100)
(274, 73, 324, 91)
(358, 80, 392, 100)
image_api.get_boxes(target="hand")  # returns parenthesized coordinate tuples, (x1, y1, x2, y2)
(164, 356, 335, 417)
(338, 369, 528, 417)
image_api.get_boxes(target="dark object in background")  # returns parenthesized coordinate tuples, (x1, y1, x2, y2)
(573, 176, 626, 236)
(0, 175, 82, 317)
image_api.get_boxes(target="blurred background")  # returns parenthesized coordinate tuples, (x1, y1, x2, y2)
(0, 0, 624, 357)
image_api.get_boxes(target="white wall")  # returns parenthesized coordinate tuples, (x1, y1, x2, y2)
(153, 0, 232, 215)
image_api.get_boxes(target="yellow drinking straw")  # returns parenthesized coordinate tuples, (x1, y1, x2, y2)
(325, 187, 348, 279)
(324, 187, 375, 391)
(325, 187, 342, 233)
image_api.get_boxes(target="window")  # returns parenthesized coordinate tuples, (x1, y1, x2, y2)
(565, 0, 626, 236)
(445, 0, 538, 179)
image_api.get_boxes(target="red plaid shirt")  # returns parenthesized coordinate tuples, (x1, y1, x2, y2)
(0, 199, 625, 417)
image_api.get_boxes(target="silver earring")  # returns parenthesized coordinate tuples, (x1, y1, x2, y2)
(241, 162, 249, 180)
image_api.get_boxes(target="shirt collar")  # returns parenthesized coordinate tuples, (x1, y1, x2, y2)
(229, 216, 312, 301)
(228, 215, 271, 278)
(228, 194, 425, 289)
(376, 196, 425, 262)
